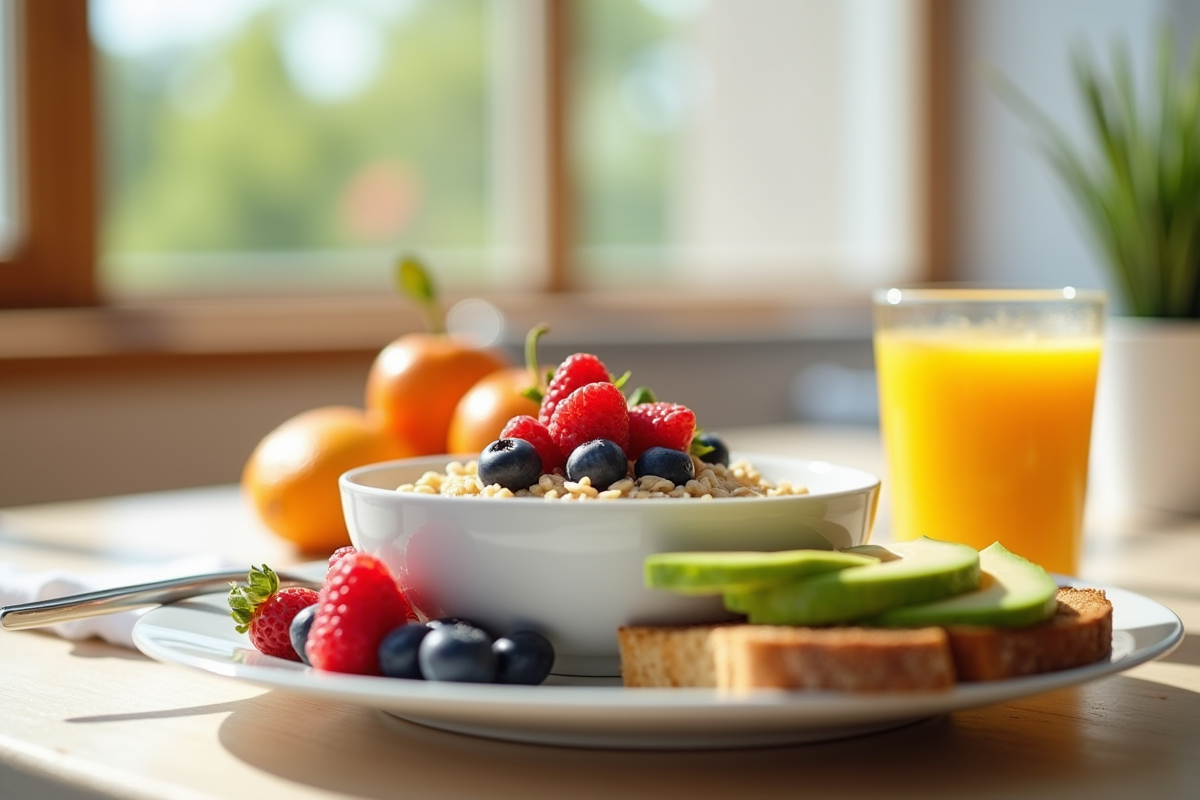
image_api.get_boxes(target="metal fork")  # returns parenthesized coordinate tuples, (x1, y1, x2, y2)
(0, 568, 323, 631)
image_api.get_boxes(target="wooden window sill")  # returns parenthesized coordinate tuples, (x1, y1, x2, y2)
(0, 291, 874, 362)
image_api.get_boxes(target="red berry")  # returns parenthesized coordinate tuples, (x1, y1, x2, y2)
(500, 415, 565, 474)
(328, 546, 357, 574)
(539, 353, 612, 425)
(549, 381, 630, 457)
(326, 546, 352, 573)
(627, 402, 697, 460)
(306, 552, 414, 675)
(228, 564, 319, 661)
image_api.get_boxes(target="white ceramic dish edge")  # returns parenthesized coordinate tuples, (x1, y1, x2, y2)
(132, 575, 1183, 750)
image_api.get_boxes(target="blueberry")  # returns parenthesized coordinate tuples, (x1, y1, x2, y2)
(492, 631, 555, 685)
(426, 616, 486, 631)
(288, 603, 318, 665)
(478, 438, 542, 491)
(418, 621, 498, 683)
(566, 439, 628, 488)
(695, 432, 730, 466)
(634, 446, 695, 486)
(378, 622, 432, 679)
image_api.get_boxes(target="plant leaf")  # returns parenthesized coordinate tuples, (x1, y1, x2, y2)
(395, 254, 445, 334)
(989, 33, 1200, 317)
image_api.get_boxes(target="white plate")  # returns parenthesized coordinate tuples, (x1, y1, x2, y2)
(132, 578, 1182, 750)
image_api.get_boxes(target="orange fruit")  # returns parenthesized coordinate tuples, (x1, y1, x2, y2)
(365, 332, 510, 455)
(447, 366, 541, 455)
(242, 406, 415, 554)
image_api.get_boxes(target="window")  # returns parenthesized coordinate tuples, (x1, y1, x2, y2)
(91, 0, 546, 297)
(572, 0, 923, 291)
(0, 0, 18, 258)
(1, 0, 937, 312)
(0, 0, 96, 309)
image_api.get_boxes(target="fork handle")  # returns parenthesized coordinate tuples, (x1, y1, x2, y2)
(0, 571, 320, 631)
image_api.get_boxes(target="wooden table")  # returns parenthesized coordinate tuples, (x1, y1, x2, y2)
(2, 425, 1197, 800)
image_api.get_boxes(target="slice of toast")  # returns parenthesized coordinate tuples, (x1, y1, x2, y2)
(714, 624, 956, 691)
(618, 587, 1112, 691)
(618, 623, 954, 691)
(617, 622, 736, 688)
(944, 586, 1113, 681)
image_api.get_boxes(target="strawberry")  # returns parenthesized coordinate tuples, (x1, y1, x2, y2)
(627, 402, 697, 460)
(500, 414, 565, 473)
(549, 381, 630, 457)
(538, 353, 612, 425)
(228, 564, 319, 661)
(306, 552, 415, 675)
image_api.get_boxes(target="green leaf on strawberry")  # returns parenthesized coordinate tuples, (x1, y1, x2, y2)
(228, 563, 280, 634)
(227, 563, 320, 662)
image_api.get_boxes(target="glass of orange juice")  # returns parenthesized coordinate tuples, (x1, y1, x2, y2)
(873, 287, 1106, 575)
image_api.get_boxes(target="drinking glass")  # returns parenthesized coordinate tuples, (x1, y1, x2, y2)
(873, 287, 1106, 575)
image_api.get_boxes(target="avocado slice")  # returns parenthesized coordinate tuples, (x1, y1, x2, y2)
(723, 537, 981, 625)
(644, 549, 880, 595)
(866, 541, 1058, 627)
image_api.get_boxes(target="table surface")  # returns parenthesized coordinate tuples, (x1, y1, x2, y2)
(1, 424, 1197, 800)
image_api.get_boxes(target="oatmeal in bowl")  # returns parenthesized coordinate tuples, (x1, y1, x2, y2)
(340, 341, 878, 676)
(396, 454, 811, 500)
(340, 452, 879, 677)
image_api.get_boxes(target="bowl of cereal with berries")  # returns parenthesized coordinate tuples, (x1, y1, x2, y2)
(340, 351, 880, 678)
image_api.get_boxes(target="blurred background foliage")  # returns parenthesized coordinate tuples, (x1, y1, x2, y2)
(94, 0, 687, 295)
(96, 0, 490, 292)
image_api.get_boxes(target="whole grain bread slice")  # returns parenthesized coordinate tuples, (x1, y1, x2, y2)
(617, 622, 735, 688)
(617, 586, 1113, 691)
(713, 624, 956, 691)
(944, 586, 1113, 681)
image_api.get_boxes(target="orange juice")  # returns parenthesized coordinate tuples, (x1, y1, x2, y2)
(875, 331, 1102, 575)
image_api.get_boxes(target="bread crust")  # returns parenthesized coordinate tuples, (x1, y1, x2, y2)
(945, 587, 1113, 681)
(618, 587, 1113, 691)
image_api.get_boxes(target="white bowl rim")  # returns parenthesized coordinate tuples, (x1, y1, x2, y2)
(340, 451, 880, 506)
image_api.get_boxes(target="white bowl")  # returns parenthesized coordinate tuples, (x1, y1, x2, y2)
(340, 453, 880, 677)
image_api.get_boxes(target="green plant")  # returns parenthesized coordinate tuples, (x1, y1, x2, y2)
(991, 34, 1200, 318)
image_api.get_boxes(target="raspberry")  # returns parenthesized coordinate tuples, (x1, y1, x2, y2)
(627, 402, 697, 460)
(228, 564, 319, 661)
(548, 381, 630, 457)
(538, 353, 612, 425)
(500, 415, 565, 473)
(327, 545, 357, 574)
(306, 552, 415, 675)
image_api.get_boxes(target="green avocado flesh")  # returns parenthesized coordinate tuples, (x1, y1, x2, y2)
(723, 537, 982, 625)
(644, 550, 880, 595)
(865, 541, 1058, 627)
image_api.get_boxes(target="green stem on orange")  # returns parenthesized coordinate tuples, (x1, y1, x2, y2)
(395, 254, 445, 334)
(521, 323, 551, 404)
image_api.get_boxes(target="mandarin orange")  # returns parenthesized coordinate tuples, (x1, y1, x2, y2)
(446, 366, 541, 455)
(242, 406, 415, 554)
(365, 332, 510, 455)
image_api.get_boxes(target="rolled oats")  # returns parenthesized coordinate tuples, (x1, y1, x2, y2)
(395, 456, 809, 500)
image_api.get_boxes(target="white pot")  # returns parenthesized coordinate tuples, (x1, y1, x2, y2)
(1090, 317, 1200, 515)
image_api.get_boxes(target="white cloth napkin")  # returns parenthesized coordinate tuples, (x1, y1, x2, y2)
(0, 554, 241, 650)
